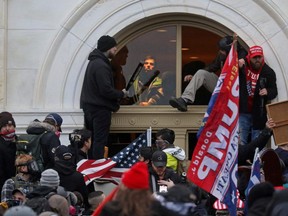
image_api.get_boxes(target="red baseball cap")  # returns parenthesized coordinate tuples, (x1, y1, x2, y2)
(249, 45, 264, 58)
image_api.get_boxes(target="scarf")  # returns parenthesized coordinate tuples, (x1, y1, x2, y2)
(1, 129, 16, 141)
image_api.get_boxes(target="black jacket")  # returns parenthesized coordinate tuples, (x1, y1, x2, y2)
(206, 43, 247, 73)
(239, 62, 278, 129)
(80, 49, 124, 112)
(26, 185, 56, 199)
(238, 128, 272, 166)
(26, 120, 61, 169)
(148, 166, 181, 193)
(77, 149, 88, 162)
(0, 137, 16, 190)
(54, 160, 89, 208)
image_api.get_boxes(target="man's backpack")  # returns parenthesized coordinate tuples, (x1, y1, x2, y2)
(16, 132, 47, 172)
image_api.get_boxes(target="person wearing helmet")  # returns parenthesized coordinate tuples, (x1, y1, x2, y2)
(169, 35, 247, 112)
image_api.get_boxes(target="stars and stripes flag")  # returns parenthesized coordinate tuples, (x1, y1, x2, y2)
(77, 128, 151, 185)
(187, 38, 239, 216)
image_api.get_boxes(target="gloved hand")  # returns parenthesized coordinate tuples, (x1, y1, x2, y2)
(122, 89, 129, 98)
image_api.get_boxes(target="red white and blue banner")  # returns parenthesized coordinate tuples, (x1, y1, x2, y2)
(187, 40, 239, 216)
(77, 129, 150, 185)
(245, 148, 261, 197)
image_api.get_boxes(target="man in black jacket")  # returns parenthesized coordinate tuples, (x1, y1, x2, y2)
(239, 45, 277, 145)
(80, 35, 128, 159)
(24, 113, 62, 170)
(149, 150, 181, 193)
(169, 35, 247, 111)
(53, 145, 89, 208)
(0, 112, 17, 191)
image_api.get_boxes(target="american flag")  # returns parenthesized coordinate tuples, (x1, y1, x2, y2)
(77, 129, 150, 185)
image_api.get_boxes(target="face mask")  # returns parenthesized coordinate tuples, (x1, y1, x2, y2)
(55, 131, 61, 138)
(1, 129, 16, 141)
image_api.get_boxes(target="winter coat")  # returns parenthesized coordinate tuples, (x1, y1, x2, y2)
(100, 200, 164, 216)
(206, 43, 247, 73)
(77, 149, 88, 162)
(1, 174, 39, 202)
(149, 166, 181, 193)
(163, 146, 186, 171)
(239, 62, 278, 129)
(0, 137, 16, 190)
(26, 120, 61, 169)
(80, 49, 124, 112)
(238, 127, 272, 166)
(26, 185, 56, 199)
(53, 160, 89, 208)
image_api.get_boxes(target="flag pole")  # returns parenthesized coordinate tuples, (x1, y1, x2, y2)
(147, 127, 152, 147)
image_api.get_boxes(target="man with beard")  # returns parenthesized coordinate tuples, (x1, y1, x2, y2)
(239, 45, 277, 145)
(80, 35, 128, 159)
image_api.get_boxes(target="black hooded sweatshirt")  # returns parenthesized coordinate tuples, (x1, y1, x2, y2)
(80, 49, 124, 112)
(54, 160, 89, 208)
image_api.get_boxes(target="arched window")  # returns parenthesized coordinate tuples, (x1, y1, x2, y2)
(115, 23, 225, 106)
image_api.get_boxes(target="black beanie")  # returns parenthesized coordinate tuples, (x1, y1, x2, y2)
(97, 35, 117, 52)
(0, 111, 16, 129)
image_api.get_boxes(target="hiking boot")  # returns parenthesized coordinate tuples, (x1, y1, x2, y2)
(169, 97, 188, 112)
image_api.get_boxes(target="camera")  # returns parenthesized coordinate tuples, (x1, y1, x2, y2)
(6, 199, 21, 207)
(180, 172, 187, 184)
(259, 77, 267, 89)
(69, 133, 83, 148)
(27, 160, 41, 176)
(69, 133, 82, 143)
(259, 77, 267, 116)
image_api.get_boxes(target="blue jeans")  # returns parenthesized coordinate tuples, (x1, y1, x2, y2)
(239, 113, 261, 145)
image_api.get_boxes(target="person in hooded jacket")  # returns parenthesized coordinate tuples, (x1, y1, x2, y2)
(155, 128, 186, 173)
(239, 45, 278, 145)
(24, 113, 62, 169)
(80, 35, 128, 160)
(25, 169, 60, 214)
(0, 112, 17, 191)
(53, 145, 89, 209)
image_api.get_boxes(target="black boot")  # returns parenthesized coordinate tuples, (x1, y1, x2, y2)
(169, 97, 188, 112)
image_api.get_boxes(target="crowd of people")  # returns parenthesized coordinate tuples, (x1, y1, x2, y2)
(0, 34, 286, 216)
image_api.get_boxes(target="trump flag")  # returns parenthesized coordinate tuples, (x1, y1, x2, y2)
(77, 129, 150, 185)
(187, 40, 239, 216)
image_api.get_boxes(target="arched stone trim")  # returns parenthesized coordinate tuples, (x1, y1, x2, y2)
(35, 0, 288, 110)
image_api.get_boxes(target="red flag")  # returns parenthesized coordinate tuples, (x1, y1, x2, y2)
(187, 40, 239, 216)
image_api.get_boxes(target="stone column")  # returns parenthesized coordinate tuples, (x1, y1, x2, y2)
(0, 0, 7, 109)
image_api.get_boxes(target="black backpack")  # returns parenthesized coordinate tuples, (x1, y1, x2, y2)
(25, 192, 55, 215)
(16, 132, 47, 172)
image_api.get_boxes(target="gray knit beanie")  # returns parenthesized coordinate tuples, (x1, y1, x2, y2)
(40, 169, 60, 188)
